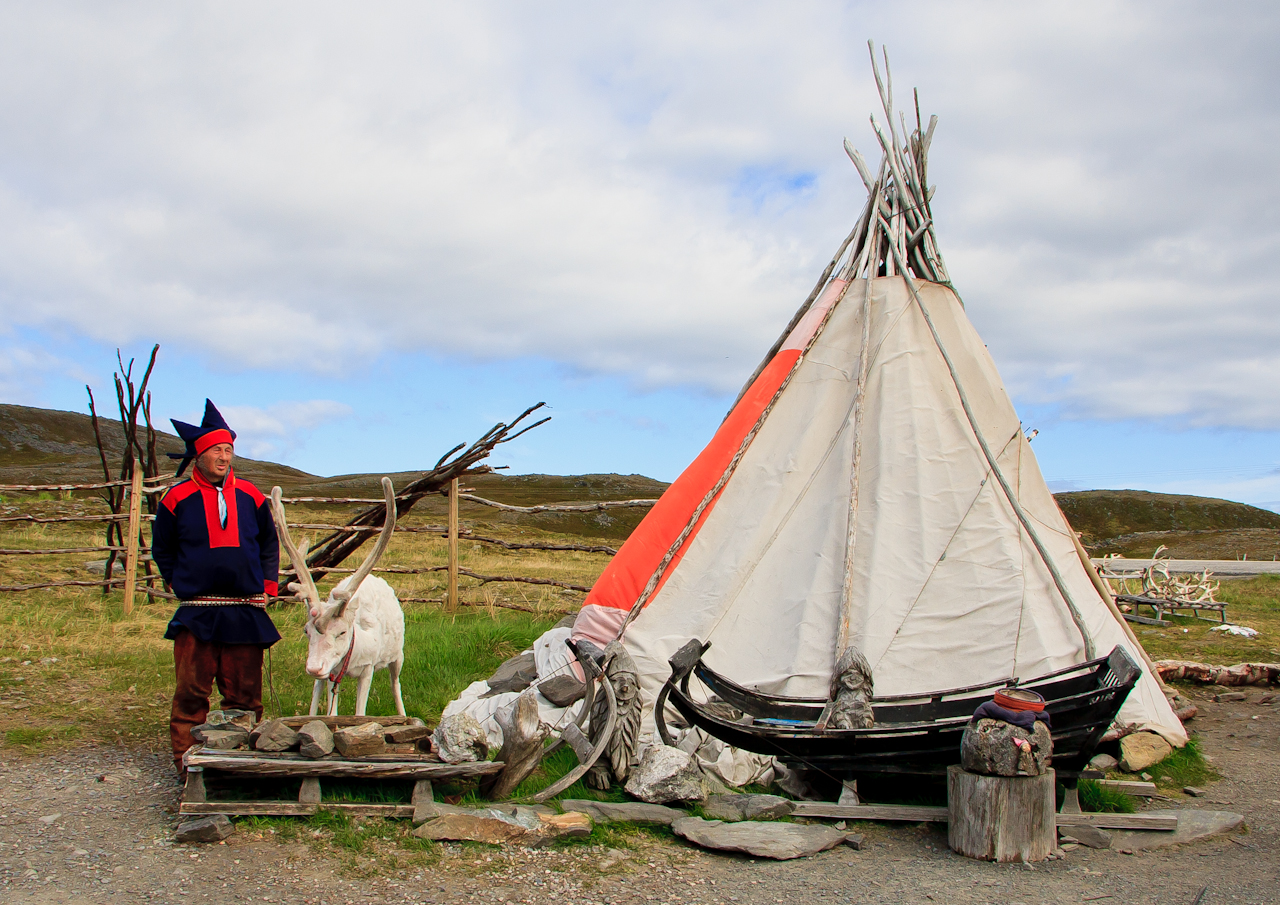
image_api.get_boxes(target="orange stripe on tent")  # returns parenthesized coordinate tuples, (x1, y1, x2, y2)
(579, 278, 849, 618)
(581, 347, 802, 613)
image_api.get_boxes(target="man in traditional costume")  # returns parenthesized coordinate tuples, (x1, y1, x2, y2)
(152, 400, 282, 773)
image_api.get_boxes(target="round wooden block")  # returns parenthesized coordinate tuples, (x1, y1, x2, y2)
(947, 765, 1056, 863)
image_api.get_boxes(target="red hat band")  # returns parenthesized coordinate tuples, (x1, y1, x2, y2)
(194, 429, 234, 456)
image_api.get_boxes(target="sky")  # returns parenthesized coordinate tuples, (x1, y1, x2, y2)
(1, 2, 1278, 511)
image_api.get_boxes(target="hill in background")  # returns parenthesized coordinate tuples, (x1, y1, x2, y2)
(3, 403, 1277, 555)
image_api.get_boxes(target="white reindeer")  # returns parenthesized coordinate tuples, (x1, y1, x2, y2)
(269, 477, 406, 717)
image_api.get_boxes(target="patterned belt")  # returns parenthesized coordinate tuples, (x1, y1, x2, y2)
(179, 595, 268, 609)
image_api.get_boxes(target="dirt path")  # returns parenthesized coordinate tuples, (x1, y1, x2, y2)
(1, 685, 1276, 905)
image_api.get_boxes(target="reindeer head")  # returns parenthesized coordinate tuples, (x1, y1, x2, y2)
(270, 477, 398, 679)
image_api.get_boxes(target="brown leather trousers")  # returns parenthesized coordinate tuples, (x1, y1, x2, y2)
(170, 628, 264, 768)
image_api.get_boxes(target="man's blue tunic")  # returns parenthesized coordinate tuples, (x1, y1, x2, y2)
(152, 467, 281, 647)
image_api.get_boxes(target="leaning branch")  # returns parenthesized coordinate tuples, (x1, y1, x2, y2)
(300, 403, 550, 577)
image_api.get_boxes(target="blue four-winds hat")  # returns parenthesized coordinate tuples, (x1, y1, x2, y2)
(168, 399, 236, 477)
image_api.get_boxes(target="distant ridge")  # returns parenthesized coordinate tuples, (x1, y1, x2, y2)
(2, 402, 1275, 553)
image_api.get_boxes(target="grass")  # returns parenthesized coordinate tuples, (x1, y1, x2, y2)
(1078, 779, 1137, 813)
(0, 489, 626, 753)
(1144, 735, 1219, 791)
(1127, 575, 1280, 664)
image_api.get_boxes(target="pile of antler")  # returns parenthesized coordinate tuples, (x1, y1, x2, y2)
(1140, 545, 1220, 603)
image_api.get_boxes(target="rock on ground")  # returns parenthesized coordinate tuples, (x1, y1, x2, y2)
(1057, 823, 1112, 849)
(333, 722, 385, 758)
(412, 808, 592, 846)
(1119, 731, 1174, 773)
(297, 720, 334, 758)
(671, 817, 849, 860)
(559, 799, 688, 825)
(251, 719, 299, 752)
(174, 815, 234, 843)
(1088, 753, 1118, 772)
(433, 712, 490, 764)
(624, 745, 707, 804)
(701, 793, 794, 822)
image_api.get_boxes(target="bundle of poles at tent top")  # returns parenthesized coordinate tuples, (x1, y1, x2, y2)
(720, 41, 1097, 677)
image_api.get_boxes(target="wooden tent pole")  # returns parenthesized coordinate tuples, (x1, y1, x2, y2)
(447, 478, 459, 614)
(1066, 525, 1168, 691)
(122, 459, 143, 616)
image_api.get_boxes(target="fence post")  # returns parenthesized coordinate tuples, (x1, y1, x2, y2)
(122, 460, 143, 616)
(447, 477, 459, 614)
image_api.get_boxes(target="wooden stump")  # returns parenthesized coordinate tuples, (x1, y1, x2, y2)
(947, 765, 1056, 862)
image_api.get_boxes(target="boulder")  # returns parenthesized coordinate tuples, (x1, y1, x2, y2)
(701, 793, 794, 822)
(1119, 732, 1173, 773)
(960, 719, 1052, 776)
(174, 815, 234, 843)
(195, 728, 250, 750)
(251, 720, 299, 753)
(624, 745, 707, 804)
(559, 799, 687, 825)
(333, 722, 386, 758)
(297, 720, 335, 758)
(671, 817, 848, 860)
(433, 713, 490, 764)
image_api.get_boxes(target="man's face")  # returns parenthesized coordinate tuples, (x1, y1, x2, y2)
(195, 443, 234, 482)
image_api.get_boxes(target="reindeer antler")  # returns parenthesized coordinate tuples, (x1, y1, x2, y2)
(331, 476, 397, 615)
(270, 486, 323, 617)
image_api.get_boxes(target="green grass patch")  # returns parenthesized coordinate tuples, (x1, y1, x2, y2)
(1147, 735, 1219, 790)
(1078, 779, 1137, 814)
(5, 727, 53, 747)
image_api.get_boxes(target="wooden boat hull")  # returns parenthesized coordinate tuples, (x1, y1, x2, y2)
(655, 640, 1141, 779)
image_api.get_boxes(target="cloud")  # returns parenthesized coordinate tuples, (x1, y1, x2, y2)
(0, 344, 90, 404)
(216, 400, 353, 462)
(0, 2, 1277, 432)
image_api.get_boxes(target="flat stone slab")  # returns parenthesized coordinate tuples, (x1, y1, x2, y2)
(412, 807, 592, 846)
(1108, 810, 1245, 851)
(560, 799, 688, 825)
(701, 793, 794, 822)
(671, 817, 848, 860)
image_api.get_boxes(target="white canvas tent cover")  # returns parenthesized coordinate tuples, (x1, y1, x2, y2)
(569, 49, 1187, 748)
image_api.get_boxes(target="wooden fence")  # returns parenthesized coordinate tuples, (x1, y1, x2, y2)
(0, 472, 657, 617)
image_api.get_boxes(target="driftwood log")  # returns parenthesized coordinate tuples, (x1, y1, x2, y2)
(484, 691, 549, 800)
(947, 765, 1056, 863)
(1156, 660, 1280, 687)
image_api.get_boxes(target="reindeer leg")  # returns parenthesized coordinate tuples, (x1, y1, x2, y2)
(354, 669, 374, 717)
(389, 658, 406, 716)
(309, 679, 325, 716)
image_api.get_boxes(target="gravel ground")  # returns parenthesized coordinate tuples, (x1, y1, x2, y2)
(1, 686, 1276, 905)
